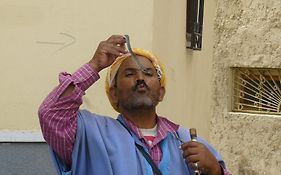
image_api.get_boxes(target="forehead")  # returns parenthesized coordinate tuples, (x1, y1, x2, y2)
(118, 55, 154, 71)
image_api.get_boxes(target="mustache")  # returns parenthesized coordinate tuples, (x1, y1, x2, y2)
(133, 80, 150, 91)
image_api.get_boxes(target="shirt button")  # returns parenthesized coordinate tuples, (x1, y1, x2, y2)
(147, 140, 153, 146)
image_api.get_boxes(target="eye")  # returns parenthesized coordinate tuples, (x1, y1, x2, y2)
(124, 71, 134, 77)
(125, 73, 133, 77)
(144, 72, 153, 76)
(144, 70, 154, 77)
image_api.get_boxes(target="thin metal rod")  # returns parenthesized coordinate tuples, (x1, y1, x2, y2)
(234, 102, 278, 112)
(267, 70, 281, 96)
(234, 95, 277, 111)
(251, 71, 281, 101)
(234, 88, 279, 106)
(235, 72, 281, 103)
(238, 70, 272, 96)
(124, 35, 147, 73)
(234, 79, 280, 104)
(233, 80, 280, 105)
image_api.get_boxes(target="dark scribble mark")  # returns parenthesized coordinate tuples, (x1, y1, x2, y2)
(53, 32, 76, 53)
(36, 32, 76, 54)
(36, 41, 65, 45)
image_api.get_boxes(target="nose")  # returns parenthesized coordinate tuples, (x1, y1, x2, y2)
(136, 79, 145, 86)
(136, 70, 145, 81)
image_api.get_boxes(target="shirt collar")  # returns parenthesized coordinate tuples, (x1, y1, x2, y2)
(121, 115, 179, 146)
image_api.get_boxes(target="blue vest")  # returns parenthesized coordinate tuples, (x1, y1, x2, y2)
(50, 110, 225, 175)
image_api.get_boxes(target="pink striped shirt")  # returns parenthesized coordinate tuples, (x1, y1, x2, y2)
(38, 63, 230, 174)
(123, 116, 179, 166)
(38, 63, 99, 165)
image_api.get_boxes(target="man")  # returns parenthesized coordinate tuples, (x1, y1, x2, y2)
(38, 35, 229, 175)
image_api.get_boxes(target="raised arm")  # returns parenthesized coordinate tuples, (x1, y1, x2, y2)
(38, 35, 127, 165)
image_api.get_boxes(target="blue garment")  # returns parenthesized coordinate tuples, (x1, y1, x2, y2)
(50, 110, 225, 175)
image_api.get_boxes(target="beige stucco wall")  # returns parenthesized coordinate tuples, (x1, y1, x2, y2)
(211, 0, 281, 174)
(152, 0, 216, 140)
(1, 0, 216, 143)
(0, 0, 154, 130)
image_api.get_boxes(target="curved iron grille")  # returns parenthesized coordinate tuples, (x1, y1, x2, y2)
(232, 68, 281, 115)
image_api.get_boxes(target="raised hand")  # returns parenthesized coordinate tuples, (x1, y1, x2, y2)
(89, 35, 127, 72)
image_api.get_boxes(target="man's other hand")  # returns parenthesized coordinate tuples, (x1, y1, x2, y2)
(181, 141, 222, 175)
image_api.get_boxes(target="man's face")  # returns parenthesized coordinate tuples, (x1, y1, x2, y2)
(111, 56, 165, 112)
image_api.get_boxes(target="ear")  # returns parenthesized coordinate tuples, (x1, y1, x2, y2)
(158, 87, 166, 102)
(109, 87, 118, 104)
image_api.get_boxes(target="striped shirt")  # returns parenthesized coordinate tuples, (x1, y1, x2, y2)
(38, 63, 179, 165)
(38, 63, 230, 174)
(123, 116, 179, 166)
(38, 63, 99, 165)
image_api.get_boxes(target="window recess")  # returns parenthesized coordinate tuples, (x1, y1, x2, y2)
(233, 67, 281, 115)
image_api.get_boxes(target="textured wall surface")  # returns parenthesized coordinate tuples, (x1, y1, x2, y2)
(211, 0, 281, 174)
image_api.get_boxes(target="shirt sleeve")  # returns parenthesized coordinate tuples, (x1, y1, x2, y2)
(38, 63, 100, 165)
(219, 163, 231, 175)
(196, 137, 231, 175)
(222, 167, 231, 175)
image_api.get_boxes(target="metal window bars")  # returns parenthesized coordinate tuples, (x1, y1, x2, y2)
(232, 67, 281, 115)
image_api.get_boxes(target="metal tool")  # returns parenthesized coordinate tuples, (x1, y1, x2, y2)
(189, 128, 198, 142)
(189, 128, 200, 175)
(124, 35, 148, 73)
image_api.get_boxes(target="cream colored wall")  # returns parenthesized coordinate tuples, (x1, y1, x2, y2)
(0, 0, 216, 143)
(152, 0, 216, 140)
(0, 0, 154, 130)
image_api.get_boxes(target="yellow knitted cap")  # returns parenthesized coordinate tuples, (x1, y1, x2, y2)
(105, 48, 166, 112)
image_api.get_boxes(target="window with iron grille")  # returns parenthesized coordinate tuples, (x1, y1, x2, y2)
(232, 68, 281, 115)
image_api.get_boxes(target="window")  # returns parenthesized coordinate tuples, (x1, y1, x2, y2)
(186, 0, 204, 50)
(232, 67, 281, 115)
